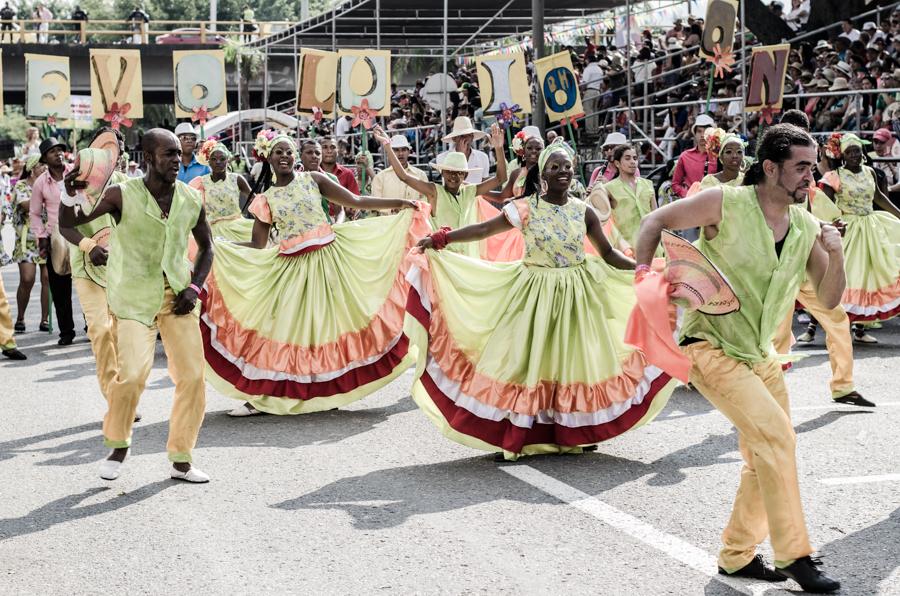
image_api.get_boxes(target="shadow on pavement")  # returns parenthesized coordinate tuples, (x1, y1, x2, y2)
(271, 455, 545, 529)
(525, 410, 870, 495)
(0, 480, 173, 542)
(820, 507, 900, 595)
(0, 397, 417, 467)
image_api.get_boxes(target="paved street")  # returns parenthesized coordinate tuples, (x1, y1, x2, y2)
(1, 265, 898, 595)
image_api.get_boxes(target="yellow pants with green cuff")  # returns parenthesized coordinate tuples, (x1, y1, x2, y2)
(74, 278, 119, 398)
(683, 341, 813, 572)
(0, 275, 15, 350)
(774, 280, 855, 399)
(102, 289, 206, 463)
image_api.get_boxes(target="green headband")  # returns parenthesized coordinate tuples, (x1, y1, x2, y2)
(839, 133, 865, 152)
(24, 153, 41, 171)
(538, 139, 576, 173)
(269, 134, 296, 155)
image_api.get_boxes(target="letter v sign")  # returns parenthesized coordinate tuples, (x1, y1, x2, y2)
(90, 49, 144, 120)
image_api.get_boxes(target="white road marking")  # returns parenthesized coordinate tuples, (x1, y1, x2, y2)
(501, 465, 788, 595)
(819, 473, 900, 486)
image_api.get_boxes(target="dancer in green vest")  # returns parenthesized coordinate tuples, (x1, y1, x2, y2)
(64, 128, 214, 483)
(634, 124, 842, 593)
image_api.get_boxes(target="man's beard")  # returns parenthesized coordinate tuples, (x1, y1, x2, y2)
(776, 171, 807, 203)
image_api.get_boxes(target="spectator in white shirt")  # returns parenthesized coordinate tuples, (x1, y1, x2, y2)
(334, 115, 353, 143)
(841, 19, 861, 42)
(582, 56, 605, 134)
(35, 2, 52, 43)
(436, 116, 490, 184)
(371, 135, 428, 202)
(785, 0, 810, 31)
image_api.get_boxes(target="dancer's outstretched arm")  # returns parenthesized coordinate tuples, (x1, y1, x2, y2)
(415, 213, 512, 251)
(312, 172, 418, 212)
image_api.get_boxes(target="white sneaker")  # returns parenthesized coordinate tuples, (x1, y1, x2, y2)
(170, 465, 210, 483)
(228, 403, 262, 417)
(797, 330, 815, 343)
(99, 459, 122, 481)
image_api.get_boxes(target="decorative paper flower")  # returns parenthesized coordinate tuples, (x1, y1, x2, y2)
(102, 102, 133, 130)
(496, 102, 522, 129)
(560, 114, 583, 130)
(704, 127, 726, 159)
(252, 129, 278, 160)
(46, 112, 58, 127)
(311, 106, 324, 123)
(350, 99, 375, 130)
(706, 43, 736, 79)
(510, 130, 527, 157)
(191, 104, 210, 125)
(825, 132, 843, 160)
(759, 104, 780, 126)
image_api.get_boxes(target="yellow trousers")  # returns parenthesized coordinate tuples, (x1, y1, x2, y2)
(102, 289, 206, 463)
(684, 341, 813, 571)
(74, 278, 118, 398)
(774, 280, 854, 398)
(0, 274, 16, 350)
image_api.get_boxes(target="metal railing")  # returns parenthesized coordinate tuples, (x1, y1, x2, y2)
(0, 18, 294, 44)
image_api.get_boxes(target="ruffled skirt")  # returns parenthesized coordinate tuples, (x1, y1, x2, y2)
(211, 216, 255, 243)
(404, 249, 677, 457)
(200, 208, 430, 414)
(841, 212, 900, 322)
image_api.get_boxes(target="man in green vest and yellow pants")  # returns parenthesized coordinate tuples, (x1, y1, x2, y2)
(635, 124, 843, 593)
(64, 128, 214, 483)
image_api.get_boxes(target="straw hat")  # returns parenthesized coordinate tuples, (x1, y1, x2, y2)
(74, 131, 121, 207)
(814, 40, 832, 52)
(174, 122, 198, 137)
(442, 117, 488, 142)
(691, 114, 716, 134)
(815, 78, 831, 89)
(389, 135, 411, 149)
(433, 151, 481, 173)
(829, 77, 850, 91)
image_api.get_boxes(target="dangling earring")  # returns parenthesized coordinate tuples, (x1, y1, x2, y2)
(540, 178, 548, 194)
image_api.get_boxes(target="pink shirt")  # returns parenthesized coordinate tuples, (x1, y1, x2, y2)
(29, 167, 68, 239)
(672, 147, 718, 198)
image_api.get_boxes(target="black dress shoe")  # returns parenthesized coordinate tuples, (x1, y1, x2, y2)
(14, 321, 25, 333)
(775, 556, 840, 593)
(39, 322, 49, 332)
(57, 335, 75, 346)
(833, 391, 875, 407)
(718, 554, 787, 582)
(2, 348, 27, 361)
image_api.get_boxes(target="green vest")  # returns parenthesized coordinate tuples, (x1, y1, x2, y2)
(433, 183, 480, 258)
(680, 185, 820, 363)
(605, 177, 655, 247)
(106, 178, 202, 326)
(70, 171, 129, 284)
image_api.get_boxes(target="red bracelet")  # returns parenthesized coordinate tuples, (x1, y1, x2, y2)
(429, 226, 452, 250)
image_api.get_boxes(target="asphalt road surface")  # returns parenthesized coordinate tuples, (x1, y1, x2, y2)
(1, 266, 898, 595)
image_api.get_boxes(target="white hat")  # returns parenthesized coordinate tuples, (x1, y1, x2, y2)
(829, 77, 850, 91)
(442, 116, 488, 142)
(814, 40, 832, 51)
(834, 61, 852, 76)
(521, 125, 542, 141)
(174, 122, 197, 137)
(389, 134, 411, 149)
(691, 114, 716, 133)
(602, 131, 627, 147)
(433, 151, 481, 173)
(863, 21, 877, 30)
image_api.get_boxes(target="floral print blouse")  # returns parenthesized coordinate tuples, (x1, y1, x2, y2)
(503, 193, 587, 268)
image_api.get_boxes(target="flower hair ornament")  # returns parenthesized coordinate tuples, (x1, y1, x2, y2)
(252, 129, 279, 160)
(704, 127, 726, 159)
(510, 131, 527, 157)
(824, 132, 843, 160)
(197, 138, 230, 166)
